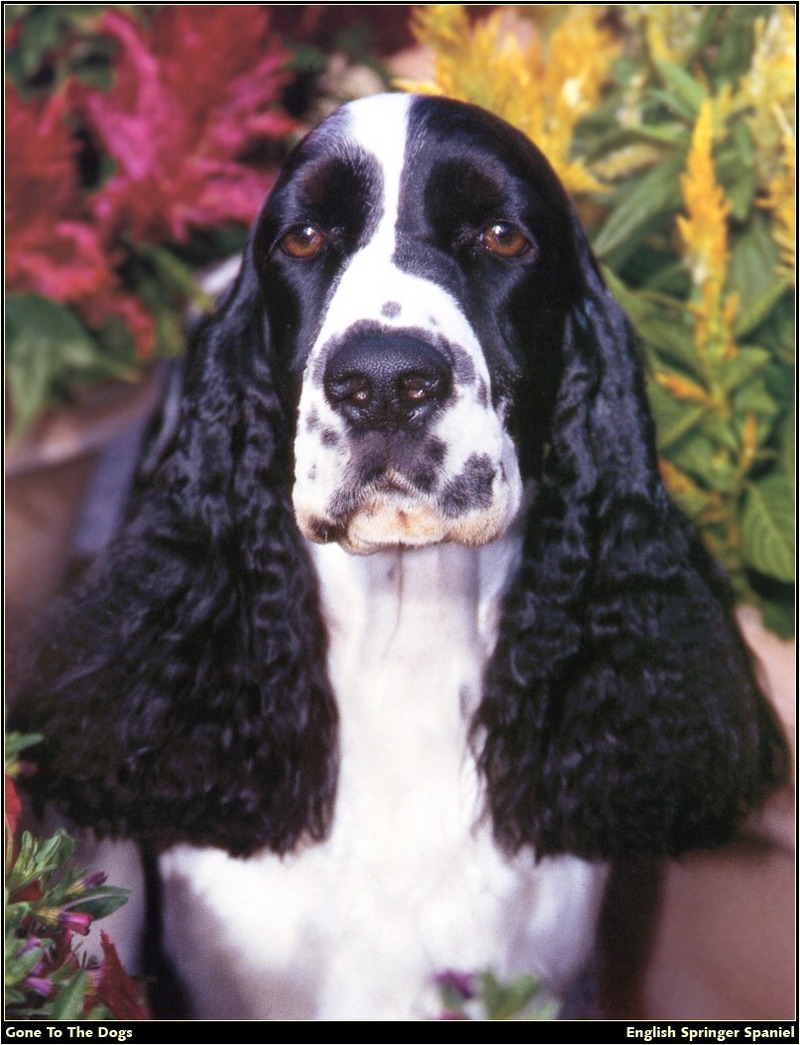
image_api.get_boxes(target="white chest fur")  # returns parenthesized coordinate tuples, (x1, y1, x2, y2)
(158, 539, 606, 1019)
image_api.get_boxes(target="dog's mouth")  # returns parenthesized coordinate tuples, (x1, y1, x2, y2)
(294, 466, 518, 556)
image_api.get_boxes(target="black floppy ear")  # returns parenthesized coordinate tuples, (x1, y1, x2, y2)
(477, 221, 786, 860)
(11, 243, 337, 857)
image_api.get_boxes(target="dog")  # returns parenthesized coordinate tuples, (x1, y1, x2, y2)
(13, 93, 785, 1019)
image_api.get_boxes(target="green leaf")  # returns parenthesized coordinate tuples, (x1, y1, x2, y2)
(741, 475, 795, 582)
(646, 381, 707, 449)
(716, 121, 757, 221)
(718, 347, 772, 394)
(477, 970, 557, 1020)
(67, 886, 131, 920)
(50, 968, 91, 1021)
(5, 732, 43, 769)
(728, 214, 784, 315)
(732, 381, 782, 423)
(760, 597, 795, 640)
(669, 433, 736, 491)
(653, 58, 708, 119)
(7, 828, 77, 893)
(5, 293, 139, 437)
(714, 5, 770, 82)
(593, 153, 686, 261)
(602, 270, 702, 375)
(5, 941, 50, 985)
(5, 295, 99, 433)
(733, 278, 793, 340)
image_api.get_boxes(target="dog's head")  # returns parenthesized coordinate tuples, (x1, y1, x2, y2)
(251, 93, 580, 553)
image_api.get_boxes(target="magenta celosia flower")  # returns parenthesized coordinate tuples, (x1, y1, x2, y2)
(5, 83, 156, 354)
(79, 6, 296, 244)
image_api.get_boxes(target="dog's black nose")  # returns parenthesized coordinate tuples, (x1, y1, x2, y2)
(324, 333, 452, 431)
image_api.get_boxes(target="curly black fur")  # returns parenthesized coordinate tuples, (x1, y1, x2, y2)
(475, 233, 786, 858)
(12, 252, 338, 856)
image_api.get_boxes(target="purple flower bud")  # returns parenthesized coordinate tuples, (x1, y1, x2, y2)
(82, 871, 108, 889)
(435, 968, 476, 1000)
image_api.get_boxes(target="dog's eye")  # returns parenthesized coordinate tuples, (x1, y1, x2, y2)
(479, 222, 531, 258)
(280, 225, 325, 259)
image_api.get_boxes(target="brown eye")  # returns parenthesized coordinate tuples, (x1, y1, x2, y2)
(480, 222, 530, 258)
(280, 225, 325, 259)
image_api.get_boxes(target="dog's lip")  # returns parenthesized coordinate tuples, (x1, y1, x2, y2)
(371, 470, 418, 496)
(298, 471, 433, 544)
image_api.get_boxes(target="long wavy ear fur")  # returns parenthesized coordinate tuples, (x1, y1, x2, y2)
(12, 247, 338, 857)
(477, 223, 787, 860)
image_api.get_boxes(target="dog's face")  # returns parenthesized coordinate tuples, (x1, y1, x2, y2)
(254, 94, 583, 554)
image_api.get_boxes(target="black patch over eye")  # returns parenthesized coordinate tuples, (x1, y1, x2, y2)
(280, 225, 326, 259)
(479, 222, 531, 258)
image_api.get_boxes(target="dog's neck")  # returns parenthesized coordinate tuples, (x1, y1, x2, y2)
(308, 535, 523, 726)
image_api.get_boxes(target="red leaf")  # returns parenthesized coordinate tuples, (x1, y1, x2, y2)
(5, 774, 22, 840)
(96, 932, 150, 1020)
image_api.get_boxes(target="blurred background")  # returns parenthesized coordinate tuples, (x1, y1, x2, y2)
(5, 4, 795, 1022)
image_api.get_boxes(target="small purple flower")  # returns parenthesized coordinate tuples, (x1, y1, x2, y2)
(435, 969, 476, 1000)
(24, 975, 54, 999)
(57, 910, 93, 935)
(19, 935, 44, 956)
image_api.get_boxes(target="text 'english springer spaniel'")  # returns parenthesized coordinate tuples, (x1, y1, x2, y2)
(14, 93, 785, 1020)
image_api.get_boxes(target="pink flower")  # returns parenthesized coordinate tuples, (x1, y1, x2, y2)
(57, 910, 93, 936)
(5, 83, 156, 355)
(23, 975, 54, 999)
(80, 7, 295, 244)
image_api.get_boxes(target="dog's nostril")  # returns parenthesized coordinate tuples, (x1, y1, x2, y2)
(328, 375, 371, 407)
(403, 374, 439, 402)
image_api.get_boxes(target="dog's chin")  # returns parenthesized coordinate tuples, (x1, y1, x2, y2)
(295, 490, 519, 556)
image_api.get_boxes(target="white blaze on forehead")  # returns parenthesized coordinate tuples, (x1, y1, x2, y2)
(344, 93, 411, 256)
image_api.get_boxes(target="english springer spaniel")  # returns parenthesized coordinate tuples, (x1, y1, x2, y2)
(14, 94, 785, 1020)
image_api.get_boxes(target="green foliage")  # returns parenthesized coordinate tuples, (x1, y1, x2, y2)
(5, 734, 139, 1020)
(436, 968, 560, 1020)
(579, 5, 795, 635)
(5, 295, 139, 439)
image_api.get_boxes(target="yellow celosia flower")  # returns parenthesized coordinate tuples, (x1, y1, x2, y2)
(739, 412, 760, 476)
(676, 100, 740, 379)
(399, 5, 619, 196)
(737, 6, 796, 188)
(654, 373, 713, 406)
(676, 101, 730, 292)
